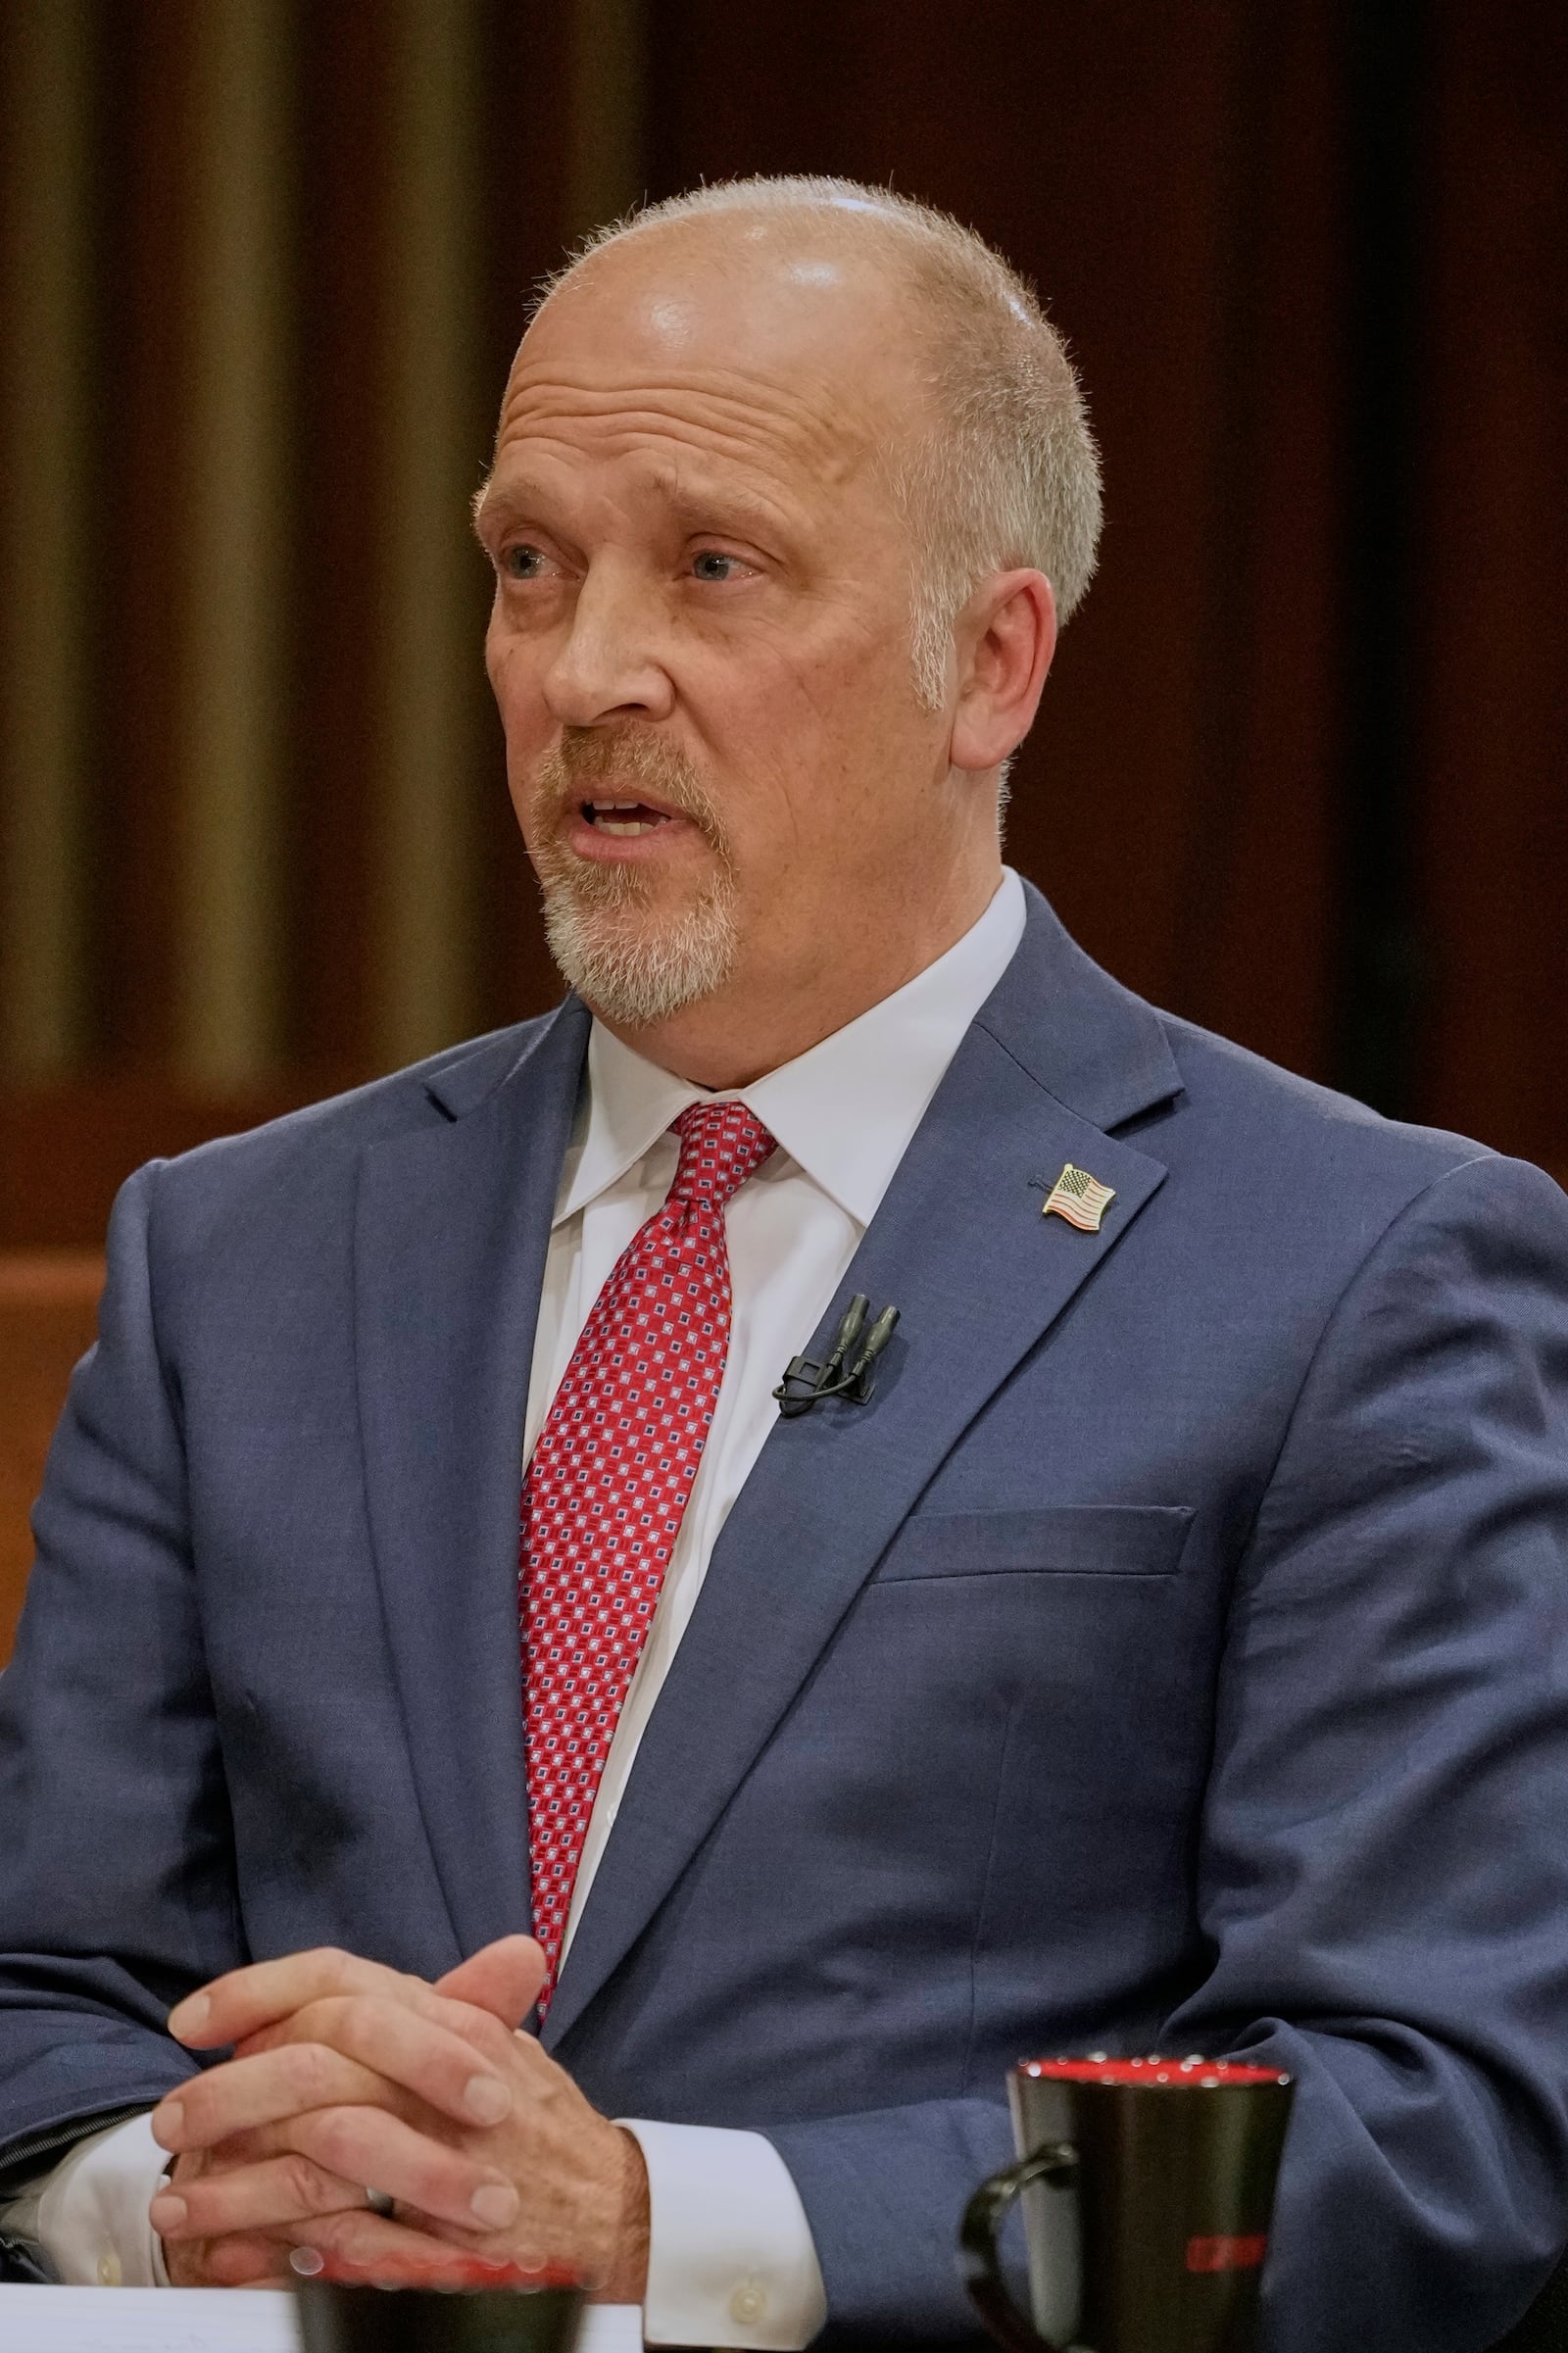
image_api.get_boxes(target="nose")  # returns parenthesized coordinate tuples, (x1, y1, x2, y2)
(542, 564, 674, 729)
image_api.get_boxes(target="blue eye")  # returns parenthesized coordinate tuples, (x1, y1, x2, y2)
(692, 551, 741, 582)
(504, 544, 546, 579)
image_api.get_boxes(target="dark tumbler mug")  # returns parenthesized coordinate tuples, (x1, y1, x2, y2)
(960, 2056, 1295, 2353)
(292, 2249, 587, 2353)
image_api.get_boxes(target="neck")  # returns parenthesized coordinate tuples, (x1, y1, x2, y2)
(592, 860, 1004, 1089)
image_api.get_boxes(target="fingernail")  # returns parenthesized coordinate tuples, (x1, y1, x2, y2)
(168, 1992, 210, 2039)
(149, 2193, 188, 2235)
(150, 2099, 184, 2148)
(464, 2075, 512, 2126)
(470, 2181, 518, 2230)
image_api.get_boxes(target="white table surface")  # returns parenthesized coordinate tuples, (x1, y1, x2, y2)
(0, 2284, 643, 2352)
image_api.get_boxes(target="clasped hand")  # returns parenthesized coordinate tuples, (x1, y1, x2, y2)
(147, 1937, 649, 2296)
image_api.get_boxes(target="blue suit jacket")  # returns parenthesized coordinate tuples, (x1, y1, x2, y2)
(3, 884, 1568, 2346)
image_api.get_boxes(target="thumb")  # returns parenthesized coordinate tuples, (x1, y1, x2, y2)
(435, 1935, 547, 2029)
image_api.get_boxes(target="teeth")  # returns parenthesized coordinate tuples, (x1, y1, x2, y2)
(580, 798, 670, 840)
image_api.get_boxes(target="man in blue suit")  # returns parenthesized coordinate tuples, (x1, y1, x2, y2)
(3, 176, 1568, 2347)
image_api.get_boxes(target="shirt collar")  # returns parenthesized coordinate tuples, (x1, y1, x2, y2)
(555, 867, 1027, 1229)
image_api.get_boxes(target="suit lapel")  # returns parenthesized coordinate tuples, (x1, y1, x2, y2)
(545, 892, 1183, 2046)
(356, 1001, 589, 1966)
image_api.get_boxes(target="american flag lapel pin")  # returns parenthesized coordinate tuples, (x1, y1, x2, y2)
(1042, 1161, 1116, 1233)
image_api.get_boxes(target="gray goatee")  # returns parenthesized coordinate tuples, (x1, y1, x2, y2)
(528, 730, 740, 1026)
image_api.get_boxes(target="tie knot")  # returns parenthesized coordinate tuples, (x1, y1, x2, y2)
(667, 1101, 775, 1210)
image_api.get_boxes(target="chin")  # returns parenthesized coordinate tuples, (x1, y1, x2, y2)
(541, 875, 740, 1028)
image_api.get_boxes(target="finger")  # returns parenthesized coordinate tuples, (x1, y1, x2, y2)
(291, 2110, 519, 2237)
(153, 2008, 511, 2152)
(284, 2104, 518, 2235)
(284, 1992, 514, 2118)
(203, 2237, 296, 2287)
(410, 1998, 527, 2075)
(435, 1936, 548, 2029)
(238, 1986, 515, 2073)
(152, 2149, 372, 2243)
(153, 2046, 391, 2155)
(168, 2230, 297, 2288)
(168, 1947, 451, 2050)
(300, 2203, 499, 2283)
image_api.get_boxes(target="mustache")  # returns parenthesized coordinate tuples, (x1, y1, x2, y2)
(531, 727, 728, 844)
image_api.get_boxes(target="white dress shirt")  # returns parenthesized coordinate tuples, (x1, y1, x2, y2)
(2, 869, 1028, 2343)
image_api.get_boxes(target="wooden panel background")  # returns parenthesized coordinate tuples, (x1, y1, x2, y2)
(0, 1251, 102, 1656)
(1, 0, 1565, 1256)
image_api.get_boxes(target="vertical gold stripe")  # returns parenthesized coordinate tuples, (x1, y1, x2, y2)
(564, 0, 650, 244)
(174, 0, 292, 1087)
(0, 0, 93, 1077)
(376, 0, 482, 1068)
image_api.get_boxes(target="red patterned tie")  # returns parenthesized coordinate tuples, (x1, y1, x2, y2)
(520, 1099, 777, 2007)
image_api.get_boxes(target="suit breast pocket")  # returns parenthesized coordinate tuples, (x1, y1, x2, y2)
(872, 1503, 1196, 1582)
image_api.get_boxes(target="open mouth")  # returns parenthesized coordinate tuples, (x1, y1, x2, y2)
(579, 798, 676, 839)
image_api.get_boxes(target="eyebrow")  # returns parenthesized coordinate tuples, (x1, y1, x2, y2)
(470, 467, 798, 554)
(469, 472, 514, 536)
(657, 475, 795, 549)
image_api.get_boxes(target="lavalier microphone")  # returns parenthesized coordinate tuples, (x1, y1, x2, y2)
(773, 1293, 901, 1418)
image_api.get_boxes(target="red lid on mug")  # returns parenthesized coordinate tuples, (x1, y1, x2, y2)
(1019, 2055, 1291, 2087)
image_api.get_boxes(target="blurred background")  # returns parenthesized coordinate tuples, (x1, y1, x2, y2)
(1, 0, 1565, 1250)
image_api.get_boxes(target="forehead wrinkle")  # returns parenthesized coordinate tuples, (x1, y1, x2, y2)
(501, 411, 860, 503)
(482, 439, 807, 547)
(497, 366, 872, 479)
(640, 461, 802, 543)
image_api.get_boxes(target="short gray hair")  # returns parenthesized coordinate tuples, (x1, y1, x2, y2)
(537, 175, 1103, 711)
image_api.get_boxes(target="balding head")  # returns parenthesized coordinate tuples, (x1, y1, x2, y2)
(536, 176, 1102, 703)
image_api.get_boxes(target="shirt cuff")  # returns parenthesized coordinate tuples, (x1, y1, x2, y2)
(619, 2120, 827, 2349)
(4, 2111, 171, 2286)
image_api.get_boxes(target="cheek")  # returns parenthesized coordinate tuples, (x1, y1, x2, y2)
(482, 609, 511, 698)
(758, 646, 926, 820)
(710, 613, 908, 780)
(486, 633, 554, 765)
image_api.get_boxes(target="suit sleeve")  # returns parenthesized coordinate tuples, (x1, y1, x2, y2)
(763, 1151, 1568, 2351)
(0, 1161, 236, 2176)
(1159, 1150, 1568, 2348)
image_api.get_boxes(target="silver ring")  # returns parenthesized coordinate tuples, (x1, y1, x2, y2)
(365, 2186, 396, 2219)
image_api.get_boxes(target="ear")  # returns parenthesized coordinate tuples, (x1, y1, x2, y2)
(949, 569, 1057, 774)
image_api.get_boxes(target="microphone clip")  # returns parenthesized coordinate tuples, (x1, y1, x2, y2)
(773, 1294, 901, 1419)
